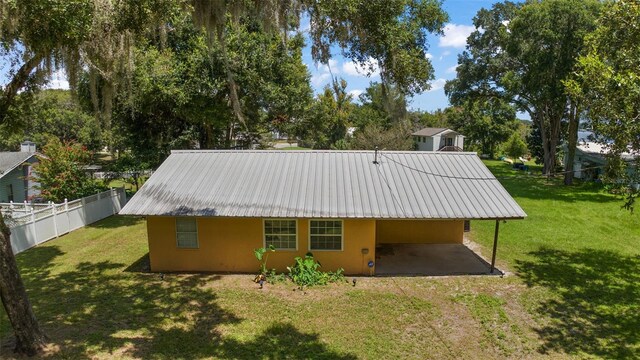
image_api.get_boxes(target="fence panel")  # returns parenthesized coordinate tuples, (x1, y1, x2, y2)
(0, 188, 127, 254)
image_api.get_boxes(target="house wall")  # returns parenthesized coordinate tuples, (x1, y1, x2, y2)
(414, 136, 434, 151)
(376, 220, 464, 244)
(0, 157, 39, 203)
(146, 217, 377, 275)
(0, 167, 27, 203)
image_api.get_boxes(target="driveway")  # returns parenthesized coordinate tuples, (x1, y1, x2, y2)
(375, 243, 497, 276)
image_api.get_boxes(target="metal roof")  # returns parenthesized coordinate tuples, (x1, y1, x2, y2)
(120, 150, 526, 219)
(0, 152, 36, 178)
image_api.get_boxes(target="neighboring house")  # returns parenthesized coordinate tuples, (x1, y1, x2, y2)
(569, 140, 638, 182)
(0, 142, 40, 203)
(120, 150, 525, 275)
(413, 128, 465, 152)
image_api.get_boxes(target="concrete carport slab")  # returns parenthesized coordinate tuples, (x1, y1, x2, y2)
(374, 243, 499, 276)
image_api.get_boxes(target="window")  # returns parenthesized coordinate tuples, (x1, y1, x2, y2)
(264, 219, 297, 250)
(446, 137, 453, 146)
(176, 218, 198, 248)
(309, 220, 343, 251)
(6, 184, 13, 202)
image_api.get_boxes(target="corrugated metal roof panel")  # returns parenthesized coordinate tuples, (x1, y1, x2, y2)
(120, 150, 527, 219)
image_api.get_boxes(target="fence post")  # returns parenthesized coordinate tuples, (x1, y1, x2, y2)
(23, 200, 28, 213)
(81, 196, 87, 226)
(51, 201, 59, 238)
(30, 208, 37, 244)
(64, 198, 70, 233)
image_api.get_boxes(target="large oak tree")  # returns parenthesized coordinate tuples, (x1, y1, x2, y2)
(0, 0, 448, 355)
(445, 0, 600, 176)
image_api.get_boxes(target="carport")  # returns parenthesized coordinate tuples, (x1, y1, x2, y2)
(375, 243, 494, 276)
(374, 219, 507, 276)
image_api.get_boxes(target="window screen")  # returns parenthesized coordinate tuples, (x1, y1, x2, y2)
(176, 218, 198, 248)
(310, 220, 343, 250)
(264, 219, 297, 250)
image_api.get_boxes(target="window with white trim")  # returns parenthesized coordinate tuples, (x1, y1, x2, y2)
(310, 220, 343, 250)
(176, 218, 198, 248)
(264, 219, 297, 250)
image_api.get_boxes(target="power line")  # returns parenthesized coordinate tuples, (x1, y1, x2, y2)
(379, 152, 608, 180)
(379, 153, 498, 181)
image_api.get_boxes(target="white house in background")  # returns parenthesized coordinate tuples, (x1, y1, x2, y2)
(413, 128, 465, 152)
(569, 140, 638, 182)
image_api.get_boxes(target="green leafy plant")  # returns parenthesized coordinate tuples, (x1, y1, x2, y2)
(254, 244, 275, 275)
(287, 252, 345, 288)
(266, 269, 287, 284)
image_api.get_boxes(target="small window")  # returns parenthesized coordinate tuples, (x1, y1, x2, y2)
(6, 184, 14, 202)
(310, 220, 343, 251)
(264, 219, 297, 250)
(176, 218, 198, 248)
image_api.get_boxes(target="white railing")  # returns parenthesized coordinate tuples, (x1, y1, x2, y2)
(0, 188, 127, 254)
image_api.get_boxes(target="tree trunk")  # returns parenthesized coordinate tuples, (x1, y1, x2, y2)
(0, 52, 46, 125)
(536, 111, 553, 176)
(564, 102, 579, 185)
(0, 214, 47, 356)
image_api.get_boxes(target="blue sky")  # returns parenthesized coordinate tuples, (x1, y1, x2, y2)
(302, 0, 502, 112)
(2, 0, 502, 112)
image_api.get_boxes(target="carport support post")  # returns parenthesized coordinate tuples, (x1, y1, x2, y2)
(490, 219, 500, 273)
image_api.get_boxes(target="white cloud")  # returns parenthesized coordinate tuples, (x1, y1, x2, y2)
(45, 69, 70, 90)
(348, 89, 364, 99)
(311, 73, 330, 87)
(425, 53, 434, 60)
(446, 65, 459, 74)
(439, 50, 451, 60)
(439, 23, 475, 48)
(342, 57, 379, 77)
(309, 59, 339, 87)
(427, 78, 447, 92)
(318, 59, 339, 74)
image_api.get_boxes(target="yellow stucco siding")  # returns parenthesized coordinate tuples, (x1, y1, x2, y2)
(375, 220, 464, 244)
(146, 217, 376, 275)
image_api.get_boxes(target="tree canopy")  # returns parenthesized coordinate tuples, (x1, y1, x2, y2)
(566, 0, 640, 209)
(445, 0, 601, 175)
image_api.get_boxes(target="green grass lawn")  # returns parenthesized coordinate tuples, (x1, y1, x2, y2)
(1, 160, 638, 359)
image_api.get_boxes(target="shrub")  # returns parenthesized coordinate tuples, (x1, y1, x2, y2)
(287, 252, 345, 288)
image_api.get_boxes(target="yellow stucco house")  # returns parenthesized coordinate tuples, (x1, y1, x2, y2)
(119, 150, 525, 275)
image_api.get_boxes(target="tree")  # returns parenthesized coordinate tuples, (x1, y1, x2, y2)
(300, 78, 354, 149)
(504, 132, 528, 160)
(0, 0, 448, 354)
(350, 122, 414, 150)
(33, 139, 101, 203)
(566, 0, 640, 209)
(446, 0, 601, 175)
(446, 98, 518, 157)
(0, 90, 101, 152)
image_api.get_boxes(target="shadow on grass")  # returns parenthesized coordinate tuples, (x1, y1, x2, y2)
(2, 246, 240, 358)
(124, 253, 151, 273)
(87, 215, 144, 229)
(216, 323, 357, 360)
(516, 248, 640, 358)
(3, 246, 354, 358)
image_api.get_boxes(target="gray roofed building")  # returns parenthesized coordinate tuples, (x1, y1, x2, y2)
(0, 151, 40, 203)
(412, 127, 449, 137)
(0, 152, 36, 177)
(120, 150, 525, 220)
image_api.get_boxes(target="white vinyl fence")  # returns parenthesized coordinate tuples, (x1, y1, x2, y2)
(0, 188, 127, 254)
